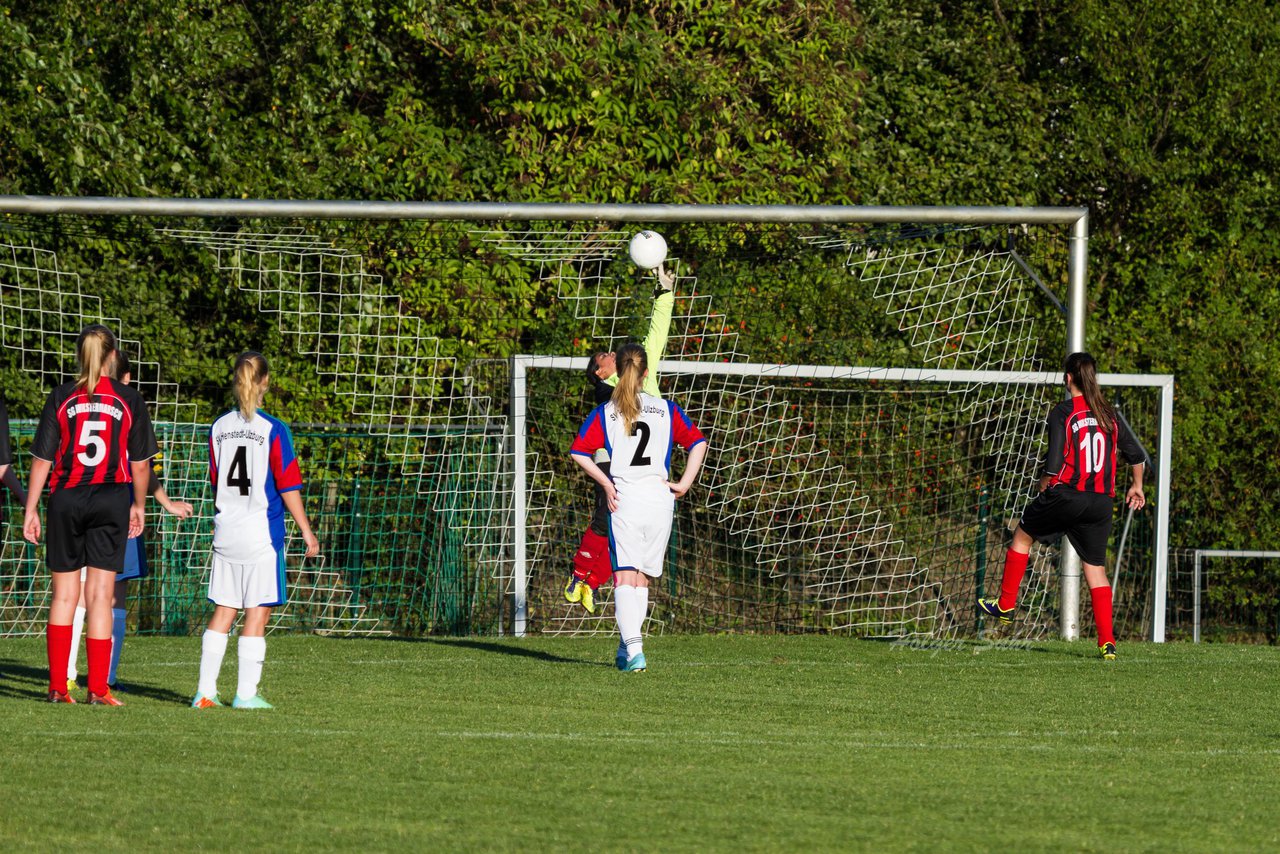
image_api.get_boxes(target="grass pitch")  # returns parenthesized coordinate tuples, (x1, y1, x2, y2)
(1, 634, 1277, 852)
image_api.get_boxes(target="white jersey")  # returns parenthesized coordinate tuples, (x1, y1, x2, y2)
(208, 409, 303, 562)
(571, 393, 706, 576)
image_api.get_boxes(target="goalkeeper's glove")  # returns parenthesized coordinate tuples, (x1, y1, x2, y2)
(654, 263, 675, 296)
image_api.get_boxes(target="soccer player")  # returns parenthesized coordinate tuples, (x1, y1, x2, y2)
(24, 324, 159, 705)
(564, 263, 675, 615)
(978, 352, 1146, 659)
(192, 351, 319, 709)
(65, 351, 194, 693)
(570, 342, 708, 671)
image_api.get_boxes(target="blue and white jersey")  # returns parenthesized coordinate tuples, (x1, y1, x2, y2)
(208, 409, 303, 563)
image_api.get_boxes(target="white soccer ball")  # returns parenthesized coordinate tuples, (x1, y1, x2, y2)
(628, 230, 668, 270)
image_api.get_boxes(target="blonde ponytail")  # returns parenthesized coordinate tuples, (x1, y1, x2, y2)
(610, 343, 648, 433)
(232, 351, 270, 422)
(76, 324, 117, 397)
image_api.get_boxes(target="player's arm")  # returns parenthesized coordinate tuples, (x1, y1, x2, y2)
(23, 457, 51, 544)
(1116, 417, 1147, 510)
(152, 483, 194, 519)
(640, 265, 676, 396)
(668, 441, 708, 499)
(572, 453, 618, 512)
(281, 490, 320, 557)
(1038, 404, 1068, 491)
(0, 465, 20, 506)
(129, 459, 150, 539)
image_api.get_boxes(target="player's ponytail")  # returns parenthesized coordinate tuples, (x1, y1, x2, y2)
(611, 342, 647, 433)
(1065, 352, 1114, 434)
(75, 324, 116, 398)
(232, 351, 270, 422)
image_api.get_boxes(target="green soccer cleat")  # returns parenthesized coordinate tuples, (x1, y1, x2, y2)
(1100, 642, 1117, 661)
(622, 652, 647, 673)
(191, 692, 225, 709)
(563, 575, 584, 604)
(232, 694, 274, 709)
(977, 597, 1015, 625)
(579, 584, 596, 615)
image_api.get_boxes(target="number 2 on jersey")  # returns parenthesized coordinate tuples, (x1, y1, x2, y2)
(226, 445, 252, 495)
(629, 422, 652, 466)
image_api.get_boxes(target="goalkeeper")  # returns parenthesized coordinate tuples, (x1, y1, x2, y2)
(564, 262, 675, 615)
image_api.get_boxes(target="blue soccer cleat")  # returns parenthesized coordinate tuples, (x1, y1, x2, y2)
(977, 597, 1015, 625)
(622, 652, 647, 673)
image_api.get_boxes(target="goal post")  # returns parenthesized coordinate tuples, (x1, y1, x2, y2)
(1, 194, 1174, 641)
(513, 357, 1172, 641)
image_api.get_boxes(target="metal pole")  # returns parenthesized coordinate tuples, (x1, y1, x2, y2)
(0, 195, 1089, 225)
(1152, 377, 1174, 641)
(1059, 212, 1090, 641)
(1193, 550, 1202, 643)
(509, 357, 529, 637)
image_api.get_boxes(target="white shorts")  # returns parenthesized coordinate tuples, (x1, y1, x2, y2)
(608, 486, 675, 578)
(207, 550, 286, 609)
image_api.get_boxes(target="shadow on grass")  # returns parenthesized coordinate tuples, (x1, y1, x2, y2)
(371, 636, 612, 667)
(0, 657, 191, 704)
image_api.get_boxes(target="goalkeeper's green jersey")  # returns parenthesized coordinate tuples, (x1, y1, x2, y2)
(603, 289, 673, 395)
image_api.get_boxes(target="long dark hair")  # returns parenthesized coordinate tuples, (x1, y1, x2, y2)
(1065, 351, 1114, 433)
(610, 343, 647, 432)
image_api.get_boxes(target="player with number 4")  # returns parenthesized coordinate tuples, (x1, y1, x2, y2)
(192, 351, 319, 709)
(978, 352, 1146, 659)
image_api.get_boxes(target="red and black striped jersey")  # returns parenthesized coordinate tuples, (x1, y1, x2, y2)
(1041, 395, 1144, 496)
(30, 377, 159, 492)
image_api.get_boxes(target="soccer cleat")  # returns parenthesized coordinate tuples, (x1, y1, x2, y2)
(579, 584, 596, 615)
(1100, 642, 1117, 661)
(622, 652, 647, 672)
(191, 692, 224, 709)
(46, 689, 76, 704)
(87, 690, 124, 706)
(232, 694, 274, 709)
(977, 598, 1015, 625)
(615, 647, 627, 670)
(563, 575, 584, 604)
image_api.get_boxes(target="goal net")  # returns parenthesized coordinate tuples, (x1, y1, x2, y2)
(0, 205, 1169, 640)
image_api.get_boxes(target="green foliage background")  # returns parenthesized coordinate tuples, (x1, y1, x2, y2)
(2, 0, 1277, 622)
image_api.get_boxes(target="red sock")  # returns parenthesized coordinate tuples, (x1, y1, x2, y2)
(997, 549, 1030, 611)
(87, 637, 112, 696)
(1090, 585, 1115, 646)
(46, 623, 72, 693)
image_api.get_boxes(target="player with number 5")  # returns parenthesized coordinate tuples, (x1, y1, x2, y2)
(978, 352, 1146, 659)
(25, 324, 159, 705)
(192, 351, 319, 709)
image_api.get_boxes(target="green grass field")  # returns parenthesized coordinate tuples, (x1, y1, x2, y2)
(2, 634, 1277, 852)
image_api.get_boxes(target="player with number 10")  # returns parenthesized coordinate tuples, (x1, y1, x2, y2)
(978, 352, 1146, 658)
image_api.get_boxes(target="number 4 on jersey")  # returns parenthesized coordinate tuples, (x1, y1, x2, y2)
(225, 445, 252, 496)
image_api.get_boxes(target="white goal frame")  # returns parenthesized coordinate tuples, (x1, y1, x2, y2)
(0, 195, 1126, 640)
(513, 358, 1174, 640)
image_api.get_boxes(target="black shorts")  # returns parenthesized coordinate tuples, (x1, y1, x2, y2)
(45, 483, 131, 573)
(1019, 486, 1114, 566)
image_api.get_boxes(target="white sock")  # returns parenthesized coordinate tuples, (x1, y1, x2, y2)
(237, 635, 267, 700)
(197, 629, 229, 697)
(68, 606, 86, 680)
(613, 585, 644, 659)
(108, 608, 126, 685)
